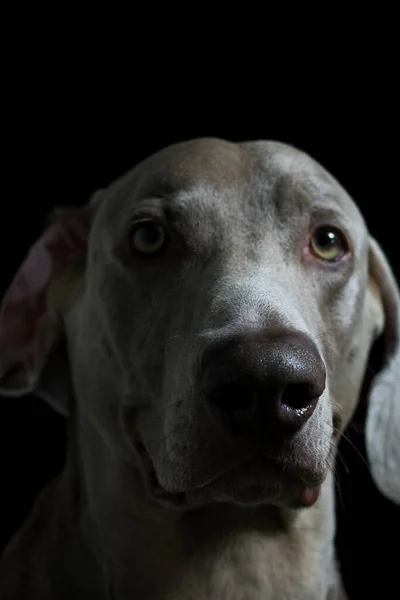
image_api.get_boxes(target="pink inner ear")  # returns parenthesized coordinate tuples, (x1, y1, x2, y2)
(0, 208, 92, 390)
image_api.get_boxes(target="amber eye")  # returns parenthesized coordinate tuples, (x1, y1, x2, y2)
(130, 219, 167, 256)
(310, 226, 348, 262)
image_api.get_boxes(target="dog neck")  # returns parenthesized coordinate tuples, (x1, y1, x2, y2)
(58, 408, 340, 599)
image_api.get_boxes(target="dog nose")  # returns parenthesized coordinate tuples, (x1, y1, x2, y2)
(202, 330, 326, 437)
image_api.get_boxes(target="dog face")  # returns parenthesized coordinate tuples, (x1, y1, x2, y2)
(1, 139, 399, 509)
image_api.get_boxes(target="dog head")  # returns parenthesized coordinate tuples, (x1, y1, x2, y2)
(1, 139, 399, 509)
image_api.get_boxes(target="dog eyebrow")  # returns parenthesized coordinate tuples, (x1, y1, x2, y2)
(137, 175, 186, 202)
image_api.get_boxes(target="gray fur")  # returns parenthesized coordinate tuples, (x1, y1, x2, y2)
(0, 138, 399, 599)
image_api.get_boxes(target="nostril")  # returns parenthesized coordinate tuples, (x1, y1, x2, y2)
(202, 331, 326, 436)
(209, 382, 254, 412)
(206, 381, 260, 436)
(281, 383, 318, 412)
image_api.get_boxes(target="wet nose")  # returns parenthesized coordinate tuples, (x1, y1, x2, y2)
(202, 330, 326, 438)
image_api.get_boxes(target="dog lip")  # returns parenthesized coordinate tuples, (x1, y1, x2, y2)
(149, 471, 186, 505)
(135, 439, 188, 507)
(296, 485, 321, 507)
(135, 436, 327, 509)
(195, 455, 325, 508)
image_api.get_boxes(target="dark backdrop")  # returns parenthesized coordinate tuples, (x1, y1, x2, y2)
(1, 91, 399, 600)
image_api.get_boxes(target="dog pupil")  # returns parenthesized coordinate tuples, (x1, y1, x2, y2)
(318, 230, 336, 248)
(139, 224, 161, 247)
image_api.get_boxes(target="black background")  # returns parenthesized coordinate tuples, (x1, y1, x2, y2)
(0, 65, 399, 599)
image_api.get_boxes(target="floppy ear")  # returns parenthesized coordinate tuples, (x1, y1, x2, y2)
(0, 198, 98, 416)
(363, 238, 400, 504)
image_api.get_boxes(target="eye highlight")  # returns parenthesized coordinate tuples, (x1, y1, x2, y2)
(129, 219, 167, 256)
(309, 226, 349, 263)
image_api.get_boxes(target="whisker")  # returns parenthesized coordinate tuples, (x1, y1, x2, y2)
(152, 399, 183, 415)
(335, 448, 350, 476)
(322, 439, 345, 510)
(167, 333, 185, 341)
(328, 399, 349, 418)
(333, 427, 371, 474)
(157, 422, 187, 451)
(333, 469, 344, 510)
(160, 435, 186, 464)
(250, 505, 259, 517)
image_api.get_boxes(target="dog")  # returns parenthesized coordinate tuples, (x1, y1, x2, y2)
(0, 138, 399, 599)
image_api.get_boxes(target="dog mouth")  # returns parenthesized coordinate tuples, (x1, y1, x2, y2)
(198, 454, 324, 508)
(135, 440, 188, 508)
(135, 440, 325, 510)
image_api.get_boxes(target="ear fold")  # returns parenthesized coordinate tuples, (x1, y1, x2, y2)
(364, 238, 400, 504)
(0, 203, 95, 415)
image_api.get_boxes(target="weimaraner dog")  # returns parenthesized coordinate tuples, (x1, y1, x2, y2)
(0, 138, 399, 599)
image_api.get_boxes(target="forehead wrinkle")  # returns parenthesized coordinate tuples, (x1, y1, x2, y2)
(97, 139, 367, 267)
(246, 141, 358, 218)
(173, 184, 247, 252)
(135, 175, 184, 201)
(266, 149, 366, 225)
(269, 170, 357, 228)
